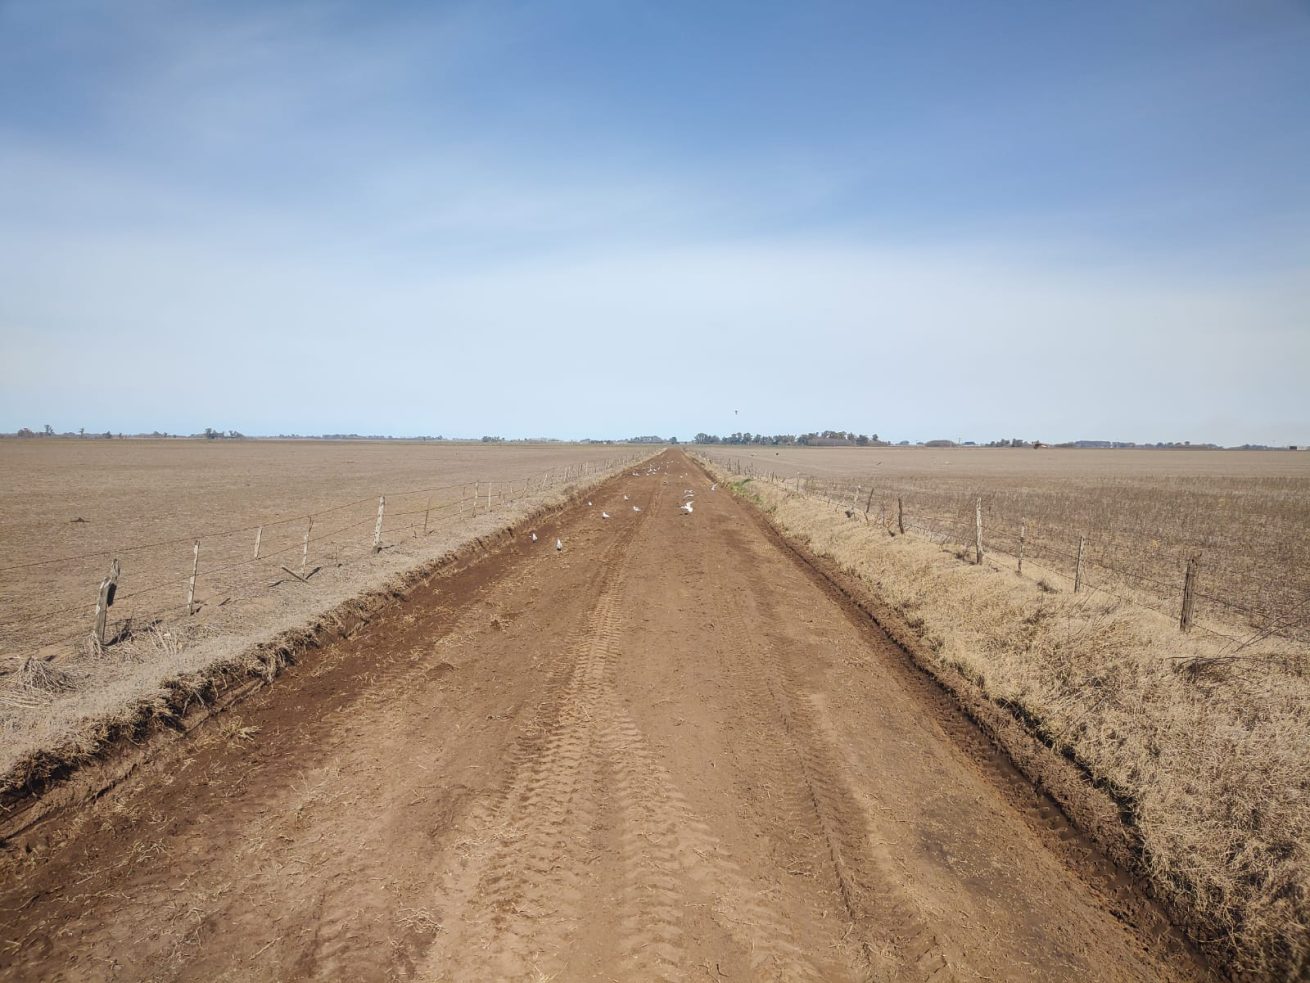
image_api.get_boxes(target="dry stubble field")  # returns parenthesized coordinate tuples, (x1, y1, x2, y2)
(0, 439, 645, 786)
(711, 445, 1310, 639)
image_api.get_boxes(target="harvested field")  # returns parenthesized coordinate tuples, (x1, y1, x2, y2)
(705, 446, 1310, 640)
(0, 439, 648, 787)
(0, 450, 1212, 982)
(696, 452, 1310, 980)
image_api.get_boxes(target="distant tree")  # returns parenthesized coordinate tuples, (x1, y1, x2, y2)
(42, 424, 54, 436)
(203, 428, 218, 440)
(78, 427, 86, 436)
(856, 434, 869, 446)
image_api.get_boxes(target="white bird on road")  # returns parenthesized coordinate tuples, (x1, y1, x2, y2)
(587, 500, 592, 506)
(555, 538, 563, 551)
(601, 511, 611, 519)
(623, 495, 629, 501)
(632, 505, 641, 512)
(530, 531, 537, 542)
(711, 483, 718, 491)
(680, 502, 693, 514)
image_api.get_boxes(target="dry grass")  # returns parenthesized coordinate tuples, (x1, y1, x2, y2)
(703, 457, 1310, 981)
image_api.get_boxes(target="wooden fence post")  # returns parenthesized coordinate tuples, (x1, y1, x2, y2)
(974, 498, 983, 564)
(423, 496, 432, 535)
(301, 517, 313, 573)
(187, 541, 199, 615)
(864, 486, 875, 520)
(897, 497, 905, 535)
(94, 558, 120, 647)
(253, 526, 263, 560)
(1180, 555, 1199, 632)
(472, 482, 478, 515)
(487, 481, 493, 512)
(1074, 537, 1087, 592)
(1018, 518, 1026, 574)
(372, 496, 385, 553)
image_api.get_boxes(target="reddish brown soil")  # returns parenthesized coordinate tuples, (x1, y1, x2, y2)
(0, 450, 1211, 981)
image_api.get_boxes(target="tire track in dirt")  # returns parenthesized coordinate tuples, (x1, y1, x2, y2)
(421, 491, 660, 980)
(717, 579, 962, 982)
(428, 474, 828, 982)
(153, 558, 584, 981)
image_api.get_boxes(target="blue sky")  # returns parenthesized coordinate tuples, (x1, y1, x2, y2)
(1, 0, 1307, 443)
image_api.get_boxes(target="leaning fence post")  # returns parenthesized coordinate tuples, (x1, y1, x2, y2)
(1180, 555, 1200, 631)
(897, 497, 905, 535)
(1018, 518, 1026, 574)
(1074, 537, 1087, 592)
(94, 558, 121, 647)
(423, 496, 432, 535)
(974, 498, 983, 564)
(187, 541, 199, 615)
(253, 525, 263, 560)
(301, 517, 313, 573)
(864, 486, 875, 520)
(372, 496, 385, 553)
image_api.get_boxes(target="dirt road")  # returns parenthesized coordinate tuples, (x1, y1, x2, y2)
(1, 450, 1206, 981)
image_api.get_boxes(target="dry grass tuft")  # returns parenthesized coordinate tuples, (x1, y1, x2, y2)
(0, 658, 90, 709)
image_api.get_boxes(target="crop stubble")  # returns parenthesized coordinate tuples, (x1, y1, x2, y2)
(708, 445, 1310, 639)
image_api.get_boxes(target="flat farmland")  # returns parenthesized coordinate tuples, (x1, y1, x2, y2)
(0, 439, 645, 778)
(1, 439, 632, 649)
(0, 451, 1208, 982)
(707, 446, 1310, 639)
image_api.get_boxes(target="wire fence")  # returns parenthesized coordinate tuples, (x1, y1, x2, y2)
(703, 453, 1310, 644)
(1, 453, 649, 658)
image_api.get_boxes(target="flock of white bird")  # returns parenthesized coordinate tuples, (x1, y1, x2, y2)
(531, 460, 715, 552)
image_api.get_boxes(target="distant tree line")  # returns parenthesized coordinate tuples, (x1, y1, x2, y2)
(694, 430, 886, 446)
(15, 425, 116, 439)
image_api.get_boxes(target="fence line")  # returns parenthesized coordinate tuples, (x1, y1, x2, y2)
(1, 453, 649, 656)
(702, 452, 1306, 643)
